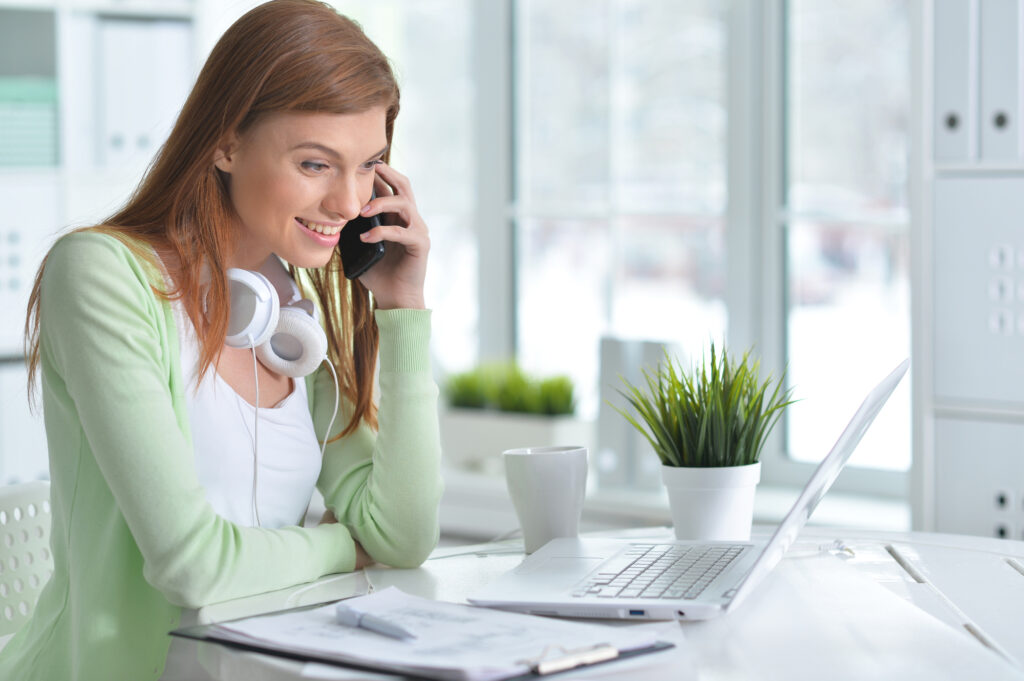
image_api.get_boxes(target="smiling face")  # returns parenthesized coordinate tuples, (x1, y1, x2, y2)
(214, 108, 389, 270)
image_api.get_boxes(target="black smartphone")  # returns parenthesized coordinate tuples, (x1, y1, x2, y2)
(339, 207, 385, 280)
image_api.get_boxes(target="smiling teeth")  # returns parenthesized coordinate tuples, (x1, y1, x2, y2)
(298, 218, 341, 236)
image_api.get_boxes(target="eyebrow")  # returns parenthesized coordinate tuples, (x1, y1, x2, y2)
(291, 142, 389, 163)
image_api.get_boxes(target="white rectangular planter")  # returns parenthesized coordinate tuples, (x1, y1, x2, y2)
(440, 408, 594, 476)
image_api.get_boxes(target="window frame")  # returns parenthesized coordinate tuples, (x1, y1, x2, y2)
(475, 0, 911, 499)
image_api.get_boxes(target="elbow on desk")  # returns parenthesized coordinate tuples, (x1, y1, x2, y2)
(352, 482, 444, 568)
(358, 505, 441, 569)
(364, 524, 440, 569)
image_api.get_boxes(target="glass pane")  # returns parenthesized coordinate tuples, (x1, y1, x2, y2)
(612, 1, 727, 213)
(786, 220, 910, 470)
(517, 219, 612, 417)
(786, 1, 911, 470)
(788, 0, 910, 220)
(609, 215, 726, 357)
(516, 2, 729, 421)
(336, 0, 478, 372)
(520, 0, 610, 208)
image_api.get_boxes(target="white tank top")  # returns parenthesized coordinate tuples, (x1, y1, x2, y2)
(177, 313, 322, 528)
(161, 258, 324, 680)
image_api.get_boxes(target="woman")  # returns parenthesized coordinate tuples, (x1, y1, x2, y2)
(0, 2, 442, 679)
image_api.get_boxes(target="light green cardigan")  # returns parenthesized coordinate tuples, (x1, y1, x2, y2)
(0, 231, 444, 681)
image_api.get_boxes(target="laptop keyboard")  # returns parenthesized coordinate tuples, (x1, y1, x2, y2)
(572, 543, 745, 600)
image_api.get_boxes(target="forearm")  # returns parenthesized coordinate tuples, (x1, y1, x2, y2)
(315, 309, 444, 568)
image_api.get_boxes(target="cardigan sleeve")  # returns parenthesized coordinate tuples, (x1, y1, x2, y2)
(310, 309, 444, 568)
(39, 231, 358, 608)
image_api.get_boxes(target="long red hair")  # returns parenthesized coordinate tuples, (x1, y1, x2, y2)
(26, 0, 399, 436)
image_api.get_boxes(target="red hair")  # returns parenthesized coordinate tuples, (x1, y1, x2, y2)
(26, 0, 399, 436)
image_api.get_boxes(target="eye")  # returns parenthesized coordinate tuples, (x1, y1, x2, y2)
(301, 161, 330, 173)
(361, 158, 384, 171)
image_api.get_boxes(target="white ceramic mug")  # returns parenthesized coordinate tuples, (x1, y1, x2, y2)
(503, 446, 588, 553)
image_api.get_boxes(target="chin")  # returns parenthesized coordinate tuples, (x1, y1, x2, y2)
(278, 248, 336, 271)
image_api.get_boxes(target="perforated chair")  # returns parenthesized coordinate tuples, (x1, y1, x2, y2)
(0, 481, 53, 647)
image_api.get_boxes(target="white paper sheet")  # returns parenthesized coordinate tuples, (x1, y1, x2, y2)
(212, 587, 666, 681)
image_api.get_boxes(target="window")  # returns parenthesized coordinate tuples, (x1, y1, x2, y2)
(784, 0, 911, 472)
(515, 0, 728, 417)
(506, 0, 912, 494)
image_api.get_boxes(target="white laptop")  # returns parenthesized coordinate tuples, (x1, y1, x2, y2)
(468, 358, 909, 621)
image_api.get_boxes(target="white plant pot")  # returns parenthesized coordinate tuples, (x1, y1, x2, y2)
(661, 462, 761, 541)
(440, 408, 594, 476)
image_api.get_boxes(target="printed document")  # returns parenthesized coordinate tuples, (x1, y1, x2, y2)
(191, 587, 668, 681)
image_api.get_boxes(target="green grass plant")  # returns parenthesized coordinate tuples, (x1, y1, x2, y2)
(446, 362, 576, 416)
(614, 343, 794, 468)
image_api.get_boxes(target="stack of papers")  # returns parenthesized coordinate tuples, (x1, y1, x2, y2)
(174, 587, 670, 681)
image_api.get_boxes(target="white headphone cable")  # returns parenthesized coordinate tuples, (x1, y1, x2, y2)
(249, 336, 262, 528)
(321, 360, 341, 459)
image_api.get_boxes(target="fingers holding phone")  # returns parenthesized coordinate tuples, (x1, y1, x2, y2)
(339, 201, 384, 279)
(348, 162, 429, 310)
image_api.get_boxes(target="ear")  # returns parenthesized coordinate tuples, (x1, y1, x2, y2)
(213, 132, 240, 173)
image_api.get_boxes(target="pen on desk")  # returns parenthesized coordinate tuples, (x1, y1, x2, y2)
(335, 604, 416, 641)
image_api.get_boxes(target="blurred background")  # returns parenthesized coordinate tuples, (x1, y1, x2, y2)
(0, 0, 916, 534)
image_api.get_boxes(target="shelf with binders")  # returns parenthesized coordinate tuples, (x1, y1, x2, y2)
(0, 78, 59, 169)
(932, 0, 1024, 165)
(0, 7, 59, 171)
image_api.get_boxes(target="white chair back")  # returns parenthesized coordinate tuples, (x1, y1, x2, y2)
(0, 481, 53, 638)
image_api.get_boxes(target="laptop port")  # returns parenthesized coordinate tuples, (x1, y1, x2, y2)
(628, 609, 645, 616)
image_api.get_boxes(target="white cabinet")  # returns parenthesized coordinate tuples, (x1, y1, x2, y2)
(0, 172, 60, 357)
(0, 363, 47, 485)
(920, 0, 1024, 538)
(934, 417, 1024, 540)
(932, 176, 1024, 406)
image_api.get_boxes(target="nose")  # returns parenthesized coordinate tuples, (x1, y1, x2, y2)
(321, 176, 363, 222)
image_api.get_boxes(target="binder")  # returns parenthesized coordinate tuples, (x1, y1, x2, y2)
(171, 587, 673, 681)
(933, 0, 977, 161)
(97, 17, 192, 171)
(978, 0, 1020, 160)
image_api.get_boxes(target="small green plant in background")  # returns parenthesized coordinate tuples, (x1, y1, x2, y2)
(446, 370, 490, 409)
(446, 362, 576, 416)
(614, 343, 794, 468)
(538, 376, 575, 416)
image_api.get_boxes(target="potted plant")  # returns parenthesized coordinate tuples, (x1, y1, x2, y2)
(441, 363, 591, 475)
(614, 343, 794, 541)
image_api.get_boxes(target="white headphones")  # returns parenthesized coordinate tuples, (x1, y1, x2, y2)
(225, 268, 327, 378)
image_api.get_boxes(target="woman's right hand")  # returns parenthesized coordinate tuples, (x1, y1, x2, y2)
(354, 540, 374, 570)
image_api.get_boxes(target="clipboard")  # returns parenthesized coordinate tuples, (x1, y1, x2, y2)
(171, 587, 674, 681)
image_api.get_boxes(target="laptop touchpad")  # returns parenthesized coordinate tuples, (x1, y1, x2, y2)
(515, 557, 603, 580)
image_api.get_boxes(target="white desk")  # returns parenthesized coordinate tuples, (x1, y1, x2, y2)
(193, 527, 1024, 681)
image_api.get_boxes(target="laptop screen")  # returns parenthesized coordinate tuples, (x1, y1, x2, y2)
(725, 358, 910, 611)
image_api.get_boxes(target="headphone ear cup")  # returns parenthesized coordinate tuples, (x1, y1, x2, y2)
(255, 305, 328, 378)
(225, 269, 279, 348)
